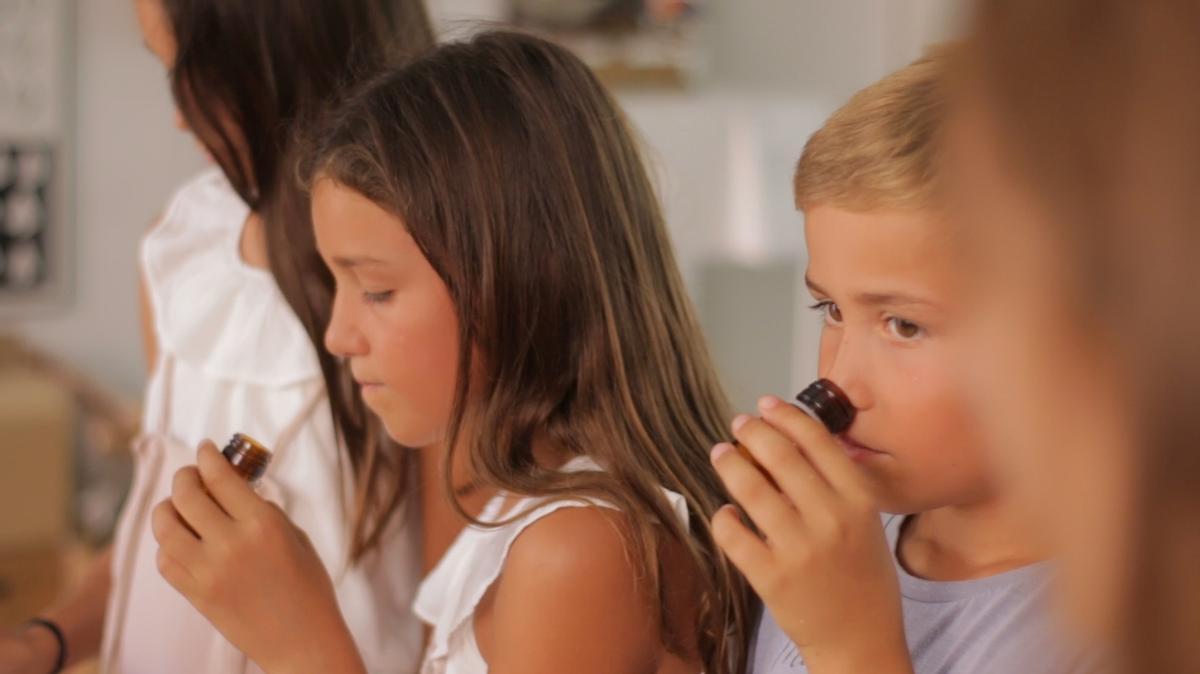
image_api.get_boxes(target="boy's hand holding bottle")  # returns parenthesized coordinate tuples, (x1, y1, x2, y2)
(710, 386, 913, 674)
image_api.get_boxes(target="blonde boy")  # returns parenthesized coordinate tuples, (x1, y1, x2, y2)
(710, 49, 1091, 674)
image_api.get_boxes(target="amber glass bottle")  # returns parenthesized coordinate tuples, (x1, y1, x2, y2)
(221, 433, 273, 483)
(735, 379, 855, 467)
(793, 378, 855, 434)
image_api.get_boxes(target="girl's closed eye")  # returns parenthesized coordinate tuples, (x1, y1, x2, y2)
(884, 315, 926, 341)
(362, 289, 395, 304)
(809, 300, 844, 326)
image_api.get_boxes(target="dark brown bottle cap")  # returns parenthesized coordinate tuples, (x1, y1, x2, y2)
(221, 433, 272, 483)
(794, 379, 855, 434)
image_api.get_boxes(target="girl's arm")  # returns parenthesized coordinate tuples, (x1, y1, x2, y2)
(139, 216, 162, 373)
(138, 270, 157, 372)
(482, 506, 669, 674)
(152, 442, 366, 674)
(0, 548, 113, 673)
(711, 396, 913, 674)
(0, 214, 165, 673)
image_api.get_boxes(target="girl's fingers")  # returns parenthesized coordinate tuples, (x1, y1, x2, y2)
(730, 413, 836, 508)
(757, 398, 866, 496)
(171, 466, 234, 539)
(711, 442, 804, 541)
(195, 441, 266, 520)
(150, 499, 204, 570)
(710, 504, 774, 584)
(155, 545, 198, 597)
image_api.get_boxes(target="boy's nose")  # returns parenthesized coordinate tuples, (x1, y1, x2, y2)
(818, 341, 873, 413)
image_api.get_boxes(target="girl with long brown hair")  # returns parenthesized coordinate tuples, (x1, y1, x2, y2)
(947, 1, 1200, 672)
(0, 2, 434, 673)
(150, 30, 755, 674)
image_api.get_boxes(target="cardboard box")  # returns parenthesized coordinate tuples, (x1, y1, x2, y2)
(0, 369, 73, 546)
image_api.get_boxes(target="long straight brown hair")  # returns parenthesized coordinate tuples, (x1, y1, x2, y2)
(160, 0, 434, 560)
(966, 2, 1200, 672)
(302, 30, 755, 674)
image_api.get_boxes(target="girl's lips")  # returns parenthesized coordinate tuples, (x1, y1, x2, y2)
(836, 435, 887, 461)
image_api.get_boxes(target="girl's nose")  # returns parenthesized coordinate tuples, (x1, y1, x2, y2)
(324, 303, 369, 361)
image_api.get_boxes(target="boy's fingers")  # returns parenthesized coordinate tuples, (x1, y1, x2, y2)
(758, 398, 865, 495)
(711, 504, 774, 584)
(730, 414, 836, 507)
(711, 442, 805, 539)
(195, 441, 265, 520)
(171, 466, 233, 539)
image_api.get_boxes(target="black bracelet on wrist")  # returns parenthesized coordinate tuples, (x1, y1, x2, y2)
(24, 617, 66, 674)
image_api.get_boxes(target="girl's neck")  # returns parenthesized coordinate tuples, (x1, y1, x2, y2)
(416, 431, 573, 572)
(898, 495, 1046, 582)
(417, 442, 493, 573)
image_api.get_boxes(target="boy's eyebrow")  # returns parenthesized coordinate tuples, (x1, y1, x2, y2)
(805, 276, 833, 298)
(805, 276, 937, 309)
(855, 292, 937, 309)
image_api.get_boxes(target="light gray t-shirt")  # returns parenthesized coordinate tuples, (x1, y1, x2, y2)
(750, 515, 1091, 674)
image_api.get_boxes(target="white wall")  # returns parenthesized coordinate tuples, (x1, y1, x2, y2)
(8, 0, 963, 401)
(13, 0, 205, 397)
(706, 0, 962, 96)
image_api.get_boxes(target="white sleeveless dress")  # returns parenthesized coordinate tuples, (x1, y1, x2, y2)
(413, 455, 690, 674)
(99, 169, 423, 674)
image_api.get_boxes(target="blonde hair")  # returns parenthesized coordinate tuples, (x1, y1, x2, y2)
(794, 45, 955, 212)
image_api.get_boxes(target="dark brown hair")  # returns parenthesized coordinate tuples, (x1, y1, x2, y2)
(161, 0, 434, 559)
(303, 30, 755, 673)
(965, 2, 1200, 672)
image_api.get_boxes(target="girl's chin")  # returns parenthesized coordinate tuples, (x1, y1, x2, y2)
(378, 415, 443, 451)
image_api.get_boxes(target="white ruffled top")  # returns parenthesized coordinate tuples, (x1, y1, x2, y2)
(413, 455, 690, 674)
(100, 169, 423, 674)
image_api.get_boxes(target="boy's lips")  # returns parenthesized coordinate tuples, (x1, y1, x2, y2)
(836, 435, 887, 461)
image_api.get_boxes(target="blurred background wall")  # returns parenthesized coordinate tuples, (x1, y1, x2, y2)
(0, 0, 962, 646)
(7, 0, 962, 405)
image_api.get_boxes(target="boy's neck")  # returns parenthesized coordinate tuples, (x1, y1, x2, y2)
(897, 496, 1046, 582)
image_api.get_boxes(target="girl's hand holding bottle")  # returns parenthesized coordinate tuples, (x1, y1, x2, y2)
(151, 441, 365, 674)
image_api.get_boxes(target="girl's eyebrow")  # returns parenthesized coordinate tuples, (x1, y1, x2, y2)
(331, 255, 390, 269)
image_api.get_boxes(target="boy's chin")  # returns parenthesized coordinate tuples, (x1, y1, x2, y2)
(860, 473, 943, 516)
(871, 483, 989, 516)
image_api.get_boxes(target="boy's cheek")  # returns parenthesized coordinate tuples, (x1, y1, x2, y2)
(856, 410, 995, 512)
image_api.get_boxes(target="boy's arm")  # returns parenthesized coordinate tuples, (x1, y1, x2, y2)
(711, 396, 912, 674)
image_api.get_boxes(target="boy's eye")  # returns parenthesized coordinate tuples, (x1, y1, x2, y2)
(362, 290, 394, 305)
(885, 316, 925, 340)
(809, 300, 843, 326)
